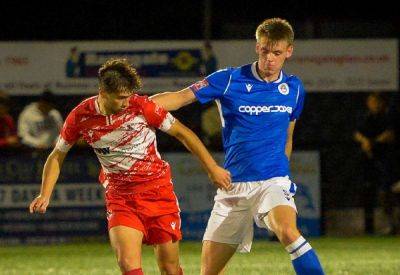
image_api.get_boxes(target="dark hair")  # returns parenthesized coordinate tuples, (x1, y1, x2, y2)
(98, 58, 142, 94)
(255, 18, 294, 45)
(39, 89, 56, 105)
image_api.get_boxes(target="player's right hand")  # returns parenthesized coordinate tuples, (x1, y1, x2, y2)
(208, 165, 233, 191)
(29, 195, 50, 214)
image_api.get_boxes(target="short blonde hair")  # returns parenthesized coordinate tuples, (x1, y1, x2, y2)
(255, 18, 294, 45)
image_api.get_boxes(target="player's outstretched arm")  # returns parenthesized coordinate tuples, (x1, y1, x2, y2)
(150, 88, 197, 111)
(29, 148, 68, 214)
(166, 119, 233, 191)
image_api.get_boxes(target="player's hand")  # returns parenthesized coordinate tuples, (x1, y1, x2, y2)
(29, 195, 50, 214)
(208, 165, 233, 191)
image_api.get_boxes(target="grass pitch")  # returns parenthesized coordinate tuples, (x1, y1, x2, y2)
(1, 237, 399, 274)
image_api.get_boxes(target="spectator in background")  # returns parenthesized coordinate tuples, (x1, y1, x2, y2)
(18, 89, 63, 152)
(200, 41, 218, 76)
(0, 91, 19, 149)
(66, 46, 79, 77)
(354, 92, 399, 235)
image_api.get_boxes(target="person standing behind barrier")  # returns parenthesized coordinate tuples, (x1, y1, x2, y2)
(354, 92, 398, 235)
(200, 41, 218, 77)
(18, 90, 63, 153)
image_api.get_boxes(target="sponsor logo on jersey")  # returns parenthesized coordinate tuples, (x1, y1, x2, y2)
(94, 147, 110, 155)
(278, 83, 289, 95)
(238, 105, 293, 115)
(190, 79, 209, 92)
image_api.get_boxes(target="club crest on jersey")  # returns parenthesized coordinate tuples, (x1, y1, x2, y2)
(278, 83, 289, 95)
(190, 79, 209, 92)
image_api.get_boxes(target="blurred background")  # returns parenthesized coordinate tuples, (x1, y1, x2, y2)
(0, 0, 399, 246)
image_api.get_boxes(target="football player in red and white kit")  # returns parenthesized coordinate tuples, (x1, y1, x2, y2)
(29, 58, 232, 275)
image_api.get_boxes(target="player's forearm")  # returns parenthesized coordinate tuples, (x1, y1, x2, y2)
(40, 150, 65, 198)
(175, 127, 219, 173)
(150, 89, 196, 111)
(285, 140, 293, 160)
(286, 121, 295, 160)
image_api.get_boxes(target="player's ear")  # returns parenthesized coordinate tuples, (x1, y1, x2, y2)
(286, 44, 294, 59)
(255, 42, 260, 55)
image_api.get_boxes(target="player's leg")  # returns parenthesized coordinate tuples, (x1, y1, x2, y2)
(267, 205, 300, 244)
(147, 211, 183, 274)
(201, 240, 237, 275)
(109, 225, 144, 275)
(266, 205, 324, 275)
(106, 190, 147, 275)
(201, 183, 255, 275)
(153, 240, 182, 275)
(264, 205, 324, 275)
(254, 177, 324, 275)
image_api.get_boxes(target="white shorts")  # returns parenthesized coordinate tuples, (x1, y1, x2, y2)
(203, 176, 297, 253)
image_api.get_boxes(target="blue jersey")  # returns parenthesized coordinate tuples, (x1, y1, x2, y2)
(190, 62, 305, 183)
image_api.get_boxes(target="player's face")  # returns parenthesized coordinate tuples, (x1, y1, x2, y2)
(102, 90, 132, 114)
(256, 36, 293, 80)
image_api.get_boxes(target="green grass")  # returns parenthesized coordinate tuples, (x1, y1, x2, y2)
(1, 237, 400, 274)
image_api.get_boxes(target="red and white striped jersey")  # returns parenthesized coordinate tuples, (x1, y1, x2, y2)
(55, 94, 176, 191)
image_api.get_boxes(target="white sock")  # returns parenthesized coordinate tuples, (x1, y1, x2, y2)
(285, 236, 312, 260)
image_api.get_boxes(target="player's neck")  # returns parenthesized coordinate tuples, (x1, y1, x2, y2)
(256, 62, 280, 82)
(97, 96, 112, 116)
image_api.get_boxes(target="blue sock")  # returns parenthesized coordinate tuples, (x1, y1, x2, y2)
(285, 236, 324, 275)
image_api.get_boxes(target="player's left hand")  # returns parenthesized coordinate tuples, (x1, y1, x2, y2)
(208, 165, 233, 191)
(29, 195, 50, 214)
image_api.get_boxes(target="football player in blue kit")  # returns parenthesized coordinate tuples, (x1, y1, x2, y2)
(151, 18, 324, 275)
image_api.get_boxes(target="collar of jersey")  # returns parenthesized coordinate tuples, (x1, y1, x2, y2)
(251, 62, 283, 83)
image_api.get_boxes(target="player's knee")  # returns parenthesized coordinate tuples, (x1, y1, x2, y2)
(117, 255, 140, 272)
(274, 224, 300, 244)
(158, 260, 180, 275)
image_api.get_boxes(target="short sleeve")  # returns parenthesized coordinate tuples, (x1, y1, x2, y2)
(141, 96, 176, 132)
(55, 109, 81, 152)
(189, 68, 232, 104)
(290, 82, 306, 121)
